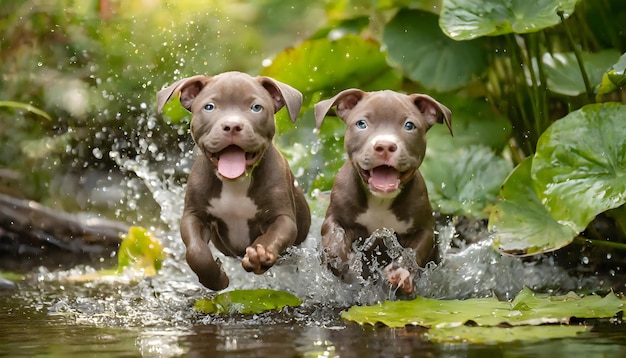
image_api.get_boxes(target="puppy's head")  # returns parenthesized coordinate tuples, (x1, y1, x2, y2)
(157, 71, 302, 180)
(315, 89, 452, 196)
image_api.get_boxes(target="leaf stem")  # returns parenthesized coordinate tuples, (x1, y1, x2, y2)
(573, 236, 626, 251)
(558, 10, 594, 101)
(506, 34, 534, 154)
(0, 101, 52, 120)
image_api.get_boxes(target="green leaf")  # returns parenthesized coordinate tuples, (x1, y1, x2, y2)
(422, 145, 512, 218)
(159, 98, 191, 125)
(597, 52, 626, 99)
(424, 325, 588, 344)
(116, 226, 165, 275)
(426, 96, 512, 153)
(194, 289, 302, 315)
(383, 9, 488, 92)
(539, 50, 621, 97)
(66, 226, 165, 282)
(260, 34, 402, 112)
(341, 287, 623, 328)
(440, 0, 580, 40)
(532, 103, 626, 233)
(489, 157, 578, 255)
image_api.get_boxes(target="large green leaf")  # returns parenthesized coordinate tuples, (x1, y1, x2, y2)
(422, 145, 512, 218)
(489, 157, 578, 255)
(421, 96, 512, 218)
(540, 50, 621, 97)
(260, 34, 402, 113)
(383, 9, 488, 92)
(341, 287, 623, 328)
(426, 95, 512, 153)
(440, 0, 580, 40)
(424, 325, 588, 344)
(532, 103, 626, 232)
(194, 289, 302, 315)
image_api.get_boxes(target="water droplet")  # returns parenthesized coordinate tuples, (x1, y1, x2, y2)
(92, 148, 103, 159)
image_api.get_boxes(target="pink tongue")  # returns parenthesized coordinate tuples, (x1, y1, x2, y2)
(217, 146, 247, 179)
(369, 166, 400, 193)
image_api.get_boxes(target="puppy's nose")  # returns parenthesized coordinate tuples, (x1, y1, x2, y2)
(374, 140, 397, 154)
(222, 119, 243, 132)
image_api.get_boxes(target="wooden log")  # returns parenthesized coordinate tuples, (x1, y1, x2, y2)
(0, 193, 129, 271)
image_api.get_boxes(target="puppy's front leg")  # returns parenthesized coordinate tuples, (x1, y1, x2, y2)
(242, 215, 298, 274)
(180, 213, 229, 290)
(321, 216, 356, 281)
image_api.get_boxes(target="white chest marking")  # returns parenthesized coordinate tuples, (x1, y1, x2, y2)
(207, 176, 258, 247)
(355, 196, 412, 235)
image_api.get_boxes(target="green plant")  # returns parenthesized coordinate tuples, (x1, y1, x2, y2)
(263, 0, 626, 251)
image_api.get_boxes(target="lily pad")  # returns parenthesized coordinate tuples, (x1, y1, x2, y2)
(439, 0, 580, 41)
(424, 325, 588, 344)
(532, 103, 626, 233)
(422, 145, 512, 218)
(194, 289, 302, 315)
(540, 50, 621, 97)
(489, 157, 577, 255)
(383, 9, 488, 92)
(341, 287, 623, 328)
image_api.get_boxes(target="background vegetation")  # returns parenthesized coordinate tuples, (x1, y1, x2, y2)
(1, 0, 625, 258)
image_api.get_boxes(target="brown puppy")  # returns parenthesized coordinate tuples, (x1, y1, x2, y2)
(314, 89, 452, 294)
(157, 71, 311, 291)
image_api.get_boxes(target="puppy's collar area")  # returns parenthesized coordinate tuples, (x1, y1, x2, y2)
(209, 145, 263, 179)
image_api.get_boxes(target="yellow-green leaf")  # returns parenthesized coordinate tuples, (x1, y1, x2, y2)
(194, 289, 302, 315)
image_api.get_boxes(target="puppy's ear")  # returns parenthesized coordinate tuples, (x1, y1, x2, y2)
(409, 94, 453, 136)
(157, 75, 211, 113)
(257, 76, 303, 123)
(314, 89, 366, 129)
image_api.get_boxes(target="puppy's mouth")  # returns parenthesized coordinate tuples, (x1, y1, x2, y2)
(360, 165, 414, 194)
(210, 145, 261, 179)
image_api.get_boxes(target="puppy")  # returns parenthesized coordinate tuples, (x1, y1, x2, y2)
(314, 89, 452, 293)
(157, 71, 311, 290)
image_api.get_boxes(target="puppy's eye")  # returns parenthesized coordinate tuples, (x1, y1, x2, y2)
(251, 104, 263, 113)
(355, 119, 368, 129)
(204, 103, 215, 112)
(404, 121, 416, 131)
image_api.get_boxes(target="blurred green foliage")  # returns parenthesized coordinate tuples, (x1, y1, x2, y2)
(1, 0, 625, 256)
(0, 0, 323, 210)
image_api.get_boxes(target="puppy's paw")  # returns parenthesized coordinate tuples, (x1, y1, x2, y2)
(384, 264, 414, 294)
(242, 244, 277, 274)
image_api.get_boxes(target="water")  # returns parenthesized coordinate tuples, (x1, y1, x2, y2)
(1, 134, 624, 357)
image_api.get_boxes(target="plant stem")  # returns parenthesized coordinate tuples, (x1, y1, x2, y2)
(524, 33, 546, 140)
(573, 236, 626, 251)
(558, 10, 594, 101)
(0, 101, 51, 120)
(506, 34, 535, 154)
